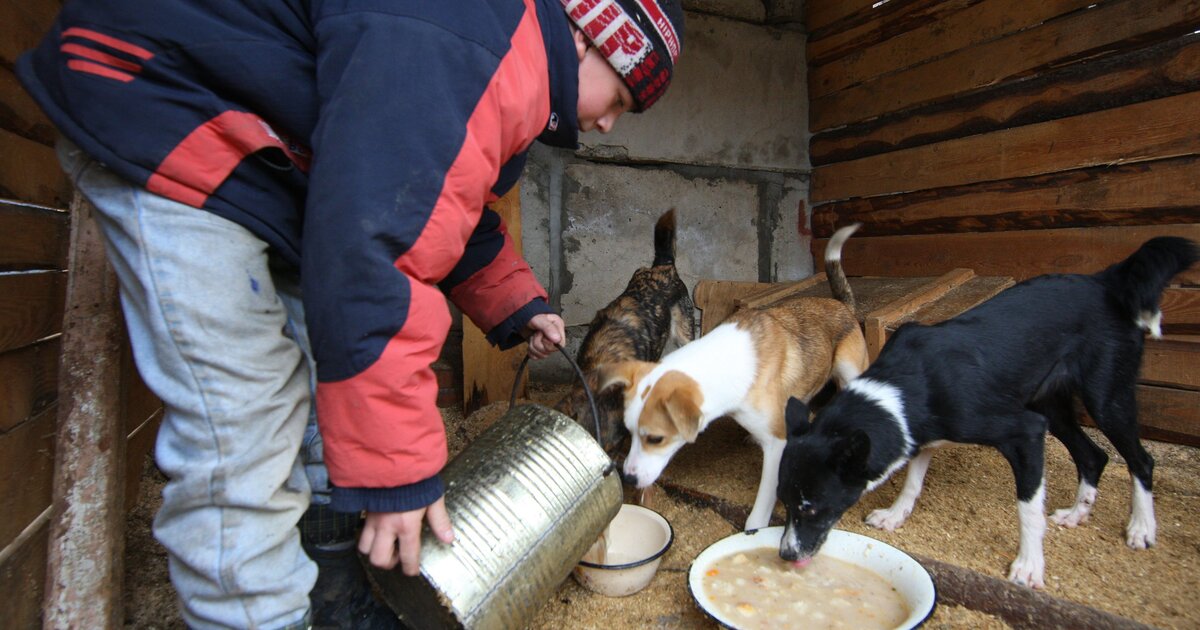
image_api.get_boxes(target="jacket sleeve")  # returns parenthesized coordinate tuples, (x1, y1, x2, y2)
(301, 4, 551, 513)
(440, 205, 553, 350)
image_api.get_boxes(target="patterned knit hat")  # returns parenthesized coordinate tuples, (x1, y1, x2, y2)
(561, 0, 684, 112)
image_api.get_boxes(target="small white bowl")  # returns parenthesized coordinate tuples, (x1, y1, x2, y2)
(689, 527, 936, 629)
(573, 504, 674, 597)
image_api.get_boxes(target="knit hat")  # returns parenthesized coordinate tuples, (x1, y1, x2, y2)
(562, 0, 684, 112)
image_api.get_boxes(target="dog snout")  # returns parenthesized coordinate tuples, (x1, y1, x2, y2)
(619, 470, 638, 485)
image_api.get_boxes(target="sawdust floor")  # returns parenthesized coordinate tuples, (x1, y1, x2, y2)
(124, 379, 1200, 629)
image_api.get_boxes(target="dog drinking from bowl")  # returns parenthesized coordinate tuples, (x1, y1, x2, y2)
(553, 209, 695, 452)
(776, 236, 1199, 588)
(600, 224, 870, 530)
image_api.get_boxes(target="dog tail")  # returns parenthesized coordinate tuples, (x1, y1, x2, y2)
(653, 209, 677, 267)
(825, 223, 861, 312)
(1099, 236, 1199, 338)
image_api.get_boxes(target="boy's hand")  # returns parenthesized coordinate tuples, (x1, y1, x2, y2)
(525, 313, 565, 359)
(359, 499, 454, 575)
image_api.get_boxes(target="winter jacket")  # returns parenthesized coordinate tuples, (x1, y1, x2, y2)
(18, 0, 581, 512)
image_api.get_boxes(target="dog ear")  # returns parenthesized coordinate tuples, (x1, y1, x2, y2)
(596, 361, 655, 399)
(784, 397, 811, 438)
(662, 388, 702, 442)
(833, 429, 871, 481)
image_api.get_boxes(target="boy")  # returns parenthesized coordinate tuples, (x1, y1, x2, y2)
(18, 0, 684, 628)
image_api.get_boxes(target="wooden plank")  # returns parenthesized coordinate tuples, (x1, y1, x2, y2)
(0, 271, 66, 354)
(1141, 338, 1200, 390)
(0, 127, 71, 207)
(0, 199, 69, 270)
(0, 406, 56, 551)
(1160, 287, 1200, 333)
(44, 192, 127, 629)
(738, 273, 828, 309)
(812, 156, 1200, 238)
(693, 279, 774, 334)
(1, 65, 59, 146)
(810, 0, 1095, 99)
(805, 0, 887, 38)
(812, 33, 1200, 166)
(810, 0, 1200, 131)
(908, 276, 1016, 325)
(0, 339, 59, 433)
(864, 268, 976, 325)
(813, 225, 1200, 284)
(813, 91, 1200, 203)
(1131, 385, 1200, 446)
(0, 0, 59, 68)
(0, 511, 49, 630)
(807, 0, 975, 69)
(463, 186, 527, 414)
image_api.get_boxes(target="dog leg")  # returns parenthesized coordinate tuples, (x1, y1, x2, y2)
(1127, 477, 1157, 549)
(1051, 481, 1098, 528)
(866, 448, 933, 531)
(1007, 482, 1048, 589)
(746, 436, 785, 530)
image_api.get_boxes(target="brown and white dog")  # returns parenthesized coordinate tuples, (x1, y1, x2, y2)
(600, 224, 869, 530)
(554, 209, 694, 451)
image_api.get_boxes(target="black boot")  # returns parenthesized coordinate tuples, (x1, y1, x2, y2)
(299, 505, 403, 630)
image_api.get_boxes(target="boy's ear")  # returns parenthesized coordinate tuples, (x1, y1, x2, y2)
(570, 24, 588, 61)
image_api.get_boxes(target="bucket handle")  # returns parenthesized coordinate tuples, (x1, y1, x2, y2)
(508, 345, 614, 474)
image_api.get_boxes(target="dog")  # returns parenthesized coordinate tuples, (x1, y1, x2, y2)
(554, 209, 695, 451)
(777, 236, 1199, 588)
(600, 223, 869, 530)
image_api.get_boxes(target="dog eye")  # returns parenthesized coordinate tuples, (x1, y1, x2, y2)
(646, 435, 665, 445)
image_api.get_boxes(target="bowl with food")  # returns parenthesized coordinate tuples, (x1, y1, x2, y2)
(689, 527, 935, 629)
(573, 503, 674, 597)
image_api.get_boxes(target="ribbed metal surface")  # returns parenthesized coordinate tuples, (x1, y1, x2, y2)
(370, 404, 622, 629)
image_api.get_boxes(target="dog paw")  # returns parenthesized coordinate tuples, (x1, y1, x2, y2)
(865, 507, 909, 531)
(1007, 556, 1046, 589)
(1050, 506, 1090, 528)
(1126, 519, 1156, 549)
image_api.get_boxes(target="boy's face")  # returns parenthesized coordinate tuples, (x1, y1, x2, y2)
(573, 30, 635, 134)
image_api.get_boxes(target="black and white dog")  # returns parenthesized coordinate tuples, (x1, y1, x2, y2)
(776, 236, 1199, 588)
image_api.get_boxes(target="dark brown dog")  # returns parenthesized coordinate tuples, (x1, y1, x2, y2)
(555, 209, 694, 451)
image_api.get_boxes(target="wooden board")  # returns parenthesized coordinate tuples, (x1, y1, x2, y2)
(0, 199, 68, 270)
(0, 0, 59, 67)
(0, 406, 56, 550)
(0, 513, 49, 630)
(0, 128, 71, 208)
(813, 225, 1200, 285)
(0, 339, 59, 433)
(807, 0, 979, 69)
(809, 0, 1096, 99)
(811, 35, 1200, 166)
(812, 90, 1200, 203)
(462, 186, 527, 414)
(693, 279, 774, 335)
(812, 156, 1200, 238)
(1128, 385, 1200, 447)
(0, 271, 66, 354)
(810, 0, 1200, 131)
(1, 66, 59, 146)
(1141, 338, 1200, 391)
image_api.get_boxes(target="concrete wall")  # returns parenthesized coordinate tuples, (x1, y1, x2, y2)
(520, 8, 810, 380)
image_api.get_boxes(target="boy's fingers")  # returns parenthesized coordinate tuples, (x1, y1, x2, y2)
(426, 498, 455, 544)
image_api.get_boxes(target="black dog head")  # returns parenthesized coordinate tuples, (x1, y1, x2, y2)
(777, 396, 873, 564)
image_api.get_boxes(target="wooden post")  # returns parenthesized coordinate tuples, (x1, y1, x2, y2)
(462, 186, 527, 415)
(43, 192, 126, 629)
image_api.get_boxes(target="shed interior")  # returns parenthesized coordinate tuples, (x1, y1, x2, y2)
(2, 0, 1198, 628)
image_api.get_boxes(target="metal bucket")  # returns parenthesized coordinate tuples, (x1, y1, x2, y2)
(367, 402, 622, 629)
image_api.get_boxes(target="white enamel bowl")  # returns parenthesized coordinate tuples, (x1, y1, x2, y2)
(573, 504, 674, 597)
(689, 527, 937, 629)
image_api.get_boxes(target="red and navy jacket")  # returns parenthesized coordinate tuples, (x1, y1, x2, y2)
(18, 0, 581, 513)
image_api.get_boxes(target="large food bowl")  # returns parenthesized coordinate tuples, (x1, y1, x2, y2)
(689, 527, 936, 629)
(573, 504, 674, 597)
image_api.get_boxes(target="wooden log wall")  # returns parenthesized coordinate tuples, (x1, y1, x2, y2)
(1, 1, 162, 626)
(806, 0, 1200, 445)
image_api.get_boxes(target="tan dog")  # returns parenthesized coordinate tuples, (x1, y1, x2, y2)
(600, 224, 867, 530)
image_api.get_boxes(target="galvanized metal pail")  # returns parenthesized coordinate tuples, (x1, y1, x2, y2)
(368, 402, 622, 629)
